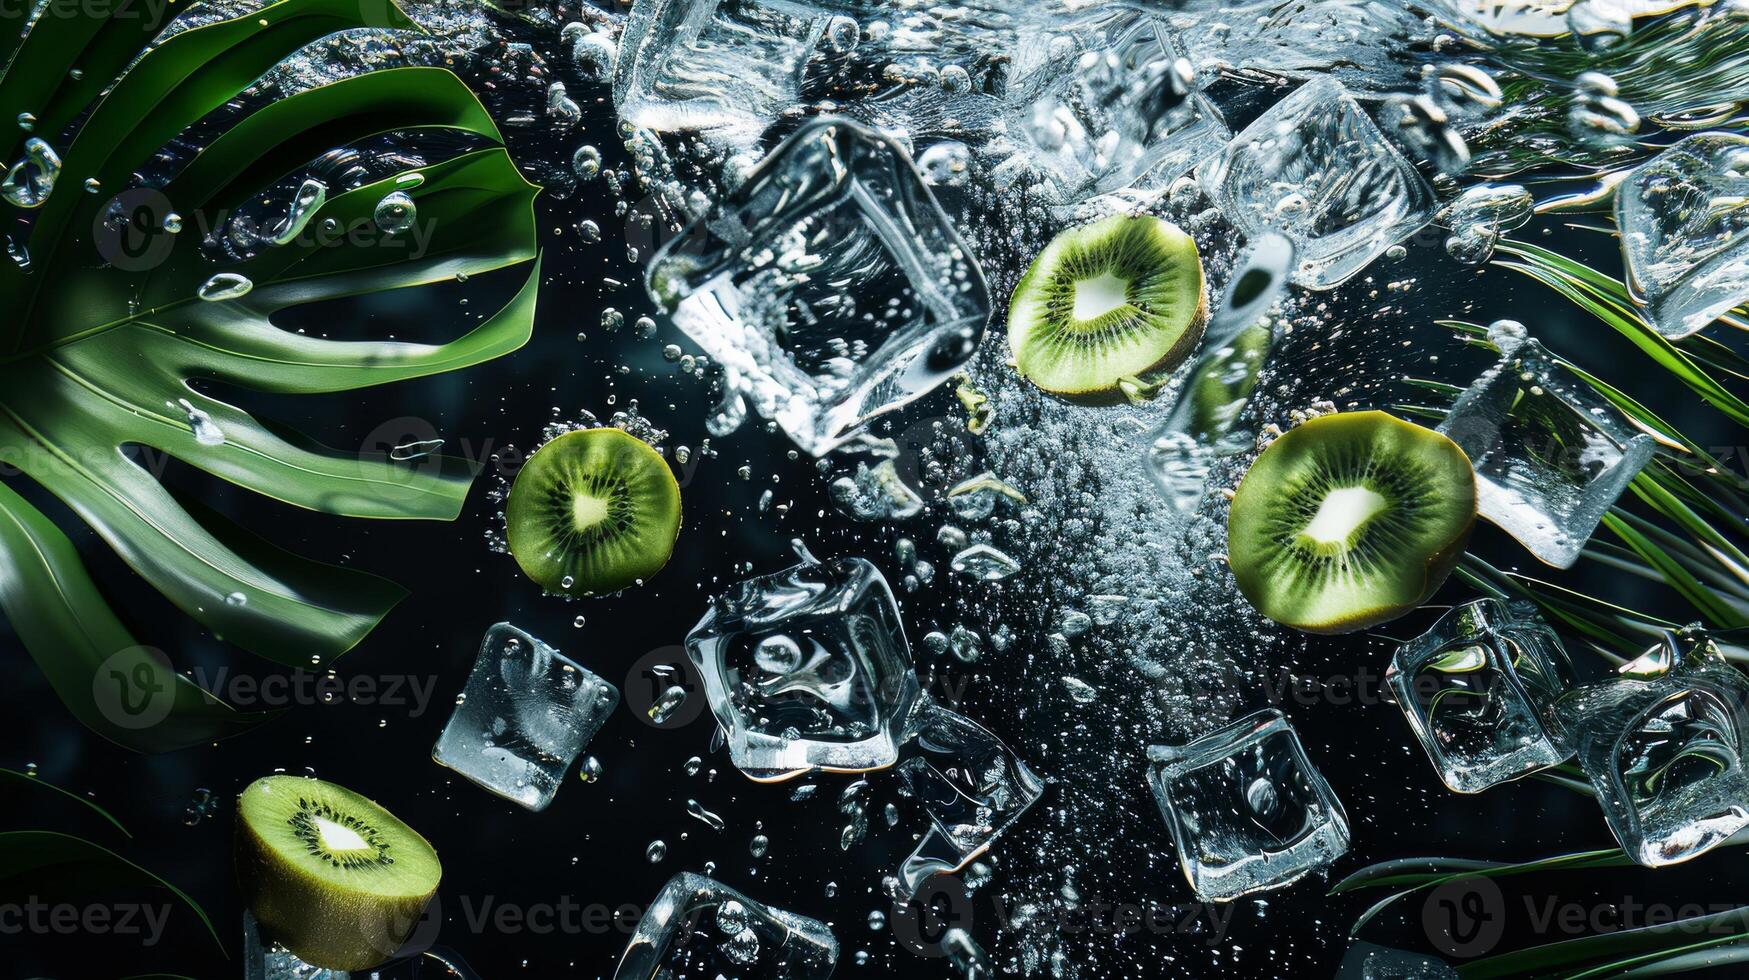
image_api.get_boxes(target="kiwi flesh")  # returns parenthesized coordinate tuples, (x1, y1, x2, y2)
(1007, 214, 1207, 402)
(236, 775, 441, 971)
(505, 427, 682, 595)
(1227, 411, 1476, 634)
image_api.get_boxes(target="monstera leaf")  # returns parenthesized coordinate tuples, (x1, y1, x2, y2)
(0, 0, 540, 749)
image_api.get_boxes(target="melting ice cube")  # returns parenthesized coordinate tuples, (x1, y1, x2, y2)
(1002, 9, 1229, 203)
(1387, 598, 1578, 793)
(616, 872, 839, 980)
(895, 697, 1045, 895)
(687, 556, 921, 780)
(614, 0, 826, 136)
(649, 117, 990, 455)
(1199, 76, 1435, 289)
(243, 911, 345, 980)
(1558, 635, 1749, 867)
(432, 623, 619, 811)
(1617, 132, 1749, 338)
(1145, 708, 1350, 902)
(1436, 334, 1654, 569)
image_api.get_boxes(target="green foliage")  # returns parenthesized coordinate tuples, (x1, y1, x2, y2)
(0, 0, 539, 750)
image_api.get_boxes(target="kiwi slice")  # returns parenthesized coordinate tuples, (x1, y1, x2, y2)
(506, 426, 681, 595)
(1227, 411, 1476, 634)
(1007, 214, 1207, 401)
(236, 775, 440, 971)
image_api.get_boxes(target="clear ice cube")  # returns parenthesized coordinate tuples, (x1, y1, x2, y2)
(432, 623, 620, 811)
(1145, 320, 1274, 512)
(895, 697, 1045, 895)
(243, 911, 346, 980)
(616, 872, 839, 980)
(1617, 132, 1749, 338)
(614, 0, 826, 136)
(1436, 334, 1654, 568)
(1199, 76, 1435, 289)
(1558, 636, 1749, 867)
(686, 556, 921, 780)
(1002, 9, 1229, 203)
(1145, 708, 1350, 902)
(1387, 598, 1578, 793)
(649, 117, 991, 456)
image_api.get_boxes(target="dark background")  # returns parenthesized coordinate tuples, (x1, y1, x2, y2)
(5, 6, 1749, 980)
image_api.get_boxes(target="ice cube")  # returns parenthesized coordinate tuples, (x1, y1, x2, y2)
(1387, 598, 1578, 793)
(1617, 132, 1749, 338)
(1145, 708, 1350, 902)
(432, 623, 620, 811)
(686, 556, 921, 780)
(616, 872, 839, 980)
(1558, 634, 1749, 867)
(1436, 335, 1654, 568)
(1002, 9, 1229, 203)
(243, 911, 345, 980)
(649, 117, 991, 455)
(1199, 76, 1435, 289)
(614, 0, 826, 136)
(895, 698, 1045, 895)
(1145, 320, 1274, 512)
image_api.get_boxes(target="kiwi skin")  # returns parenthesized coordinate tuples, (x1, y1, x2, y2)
(236, 776, 441, 971)
(1227, 411, 1476, 635)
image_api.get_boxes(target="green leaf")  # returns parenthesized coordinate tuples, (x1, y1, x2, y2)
(1457, 907, 1749, 980)
(0, 830, 223, 953)
(1495, 242, 1749, 427)
(0, 766, 131, 837)
(0, 0, 539, 740)
(1602, 514, 1749, 628)
(0, 481, 273, 749)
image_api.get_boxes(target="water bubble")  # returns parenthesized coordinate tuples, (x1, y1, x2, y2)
(577, 756, 604, 782)
(749, 833, 770, 858)
(1, 137, 60, 208)
(373, 190, 416, 235)
(577, 219, 601, 242)
(824, 15, 860, 53)
(645, 839, 667, 863)
(573, 145, 602, 180)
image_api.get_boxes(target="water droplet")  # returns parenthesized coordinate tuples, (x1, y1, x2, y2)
(198, 272, 253, 302)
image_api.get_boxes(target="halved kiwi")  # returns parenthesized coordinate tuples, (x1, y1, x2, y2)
(506, 426, 681, 595)
(1007, 214, 1207, 401)
(237, 775, 440, 971)
(1227, 411, 1476, 634)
